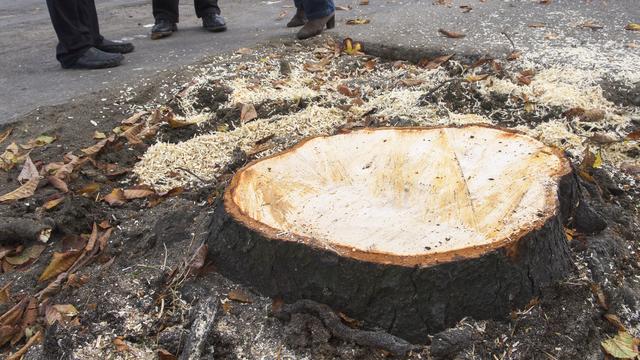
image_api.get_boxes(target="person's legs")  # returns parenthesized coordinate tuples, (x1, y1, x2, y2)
(78, 0, 103, 46)
(293, 0, 304, 10)
(153, 0, 180, 22)
(46, 0, 94, 66)
(194, 0, 220, 17)
(301, 0, 334, 20)
(287, 0, 306, 27)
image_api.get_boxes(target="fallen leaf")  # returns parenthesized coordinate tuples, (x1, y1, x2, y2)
(363, 59, 376, 71)
(124, 187, 155, 200)
(81, 136, 113, 156)
(460, 5, 472, 12)
(97, 228, 112, 252)
(580, 109, 605, 122)
(342, 38, 364, 55)
(593, 151, 603, 169)
(625, 23, 640, 31)
(399, 79, 425, 87)
(359, 0, 369, 4)
(6, 330, 42, 360)
(581, 20, 603, 30)
(42, 196, 65, 210)
(601, 331, 638, 359)
(5, 245, 45, 266)
(76, 183, 101, 196)
(528, 22, 546, 28)
(52, 304, 79, 317)
(168, 117, 196, 129)
(104, 188, 126, 206)
(346, 18, 370, 25)
(337, 84, 355, 97)
(604, 314, 627, 331)
(85, 223, 99, 253)
(47, 176, 69, 193)
(418, 54, 454, 69)
(228, 289, 253, 303)
(188, 244, 208, 272)
(0, 178, 39, 203)
(240, 103, 258, 123)
(158, 349, 178, 360)
(66, 274, 89, 288)
(122, 123, 144, 144)
(17, 156, 39, 183)
(626, 130, 640, 140)
(26, 135, 56, 148)
(39, 250, 82, 282)
(590, 283, 608, 309)
(93, 131, 106, 140)
(0, 128, 12, 145)
(465, 74, 490, 82)
(98, 220, 111, 229)
(506, 51, 521, 61)
(0, 283, 10, 305)
(121, 111, 148, 125)
(438, 28, 465, 38)
(113, 337, 130, 352)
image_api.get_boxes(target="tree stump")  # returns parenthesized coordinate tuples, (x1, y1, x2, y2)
(208, 125, 576, 343)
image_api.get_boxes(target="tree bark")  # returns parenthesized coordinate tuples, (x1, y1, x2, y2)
(207, 126, 578, 343)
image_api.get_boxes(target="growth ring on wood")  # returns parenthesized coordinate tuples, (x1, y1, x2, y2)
(209, 125, 576, 342)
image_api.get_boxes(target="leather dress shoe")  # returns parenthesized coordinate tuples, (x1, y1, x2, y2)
(95, 38, 134, 54)
(151, 19, 178, 39)
(287, 9, 306, 27)
(62, 47, 123, 69)
(202, 13, 227, 32)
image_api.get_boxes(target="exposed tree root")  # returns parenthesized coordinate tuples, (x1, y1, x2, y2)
(0, 217, 54, 245)
(272, 299, 418, 357)
(179, 296, 218, 360)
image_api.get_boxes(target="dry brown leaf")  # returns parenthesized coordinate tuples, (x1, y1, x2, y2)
(98, 220, 111, 229)
(6, 330, 42, 360)
(47, 176, 69, 193)
(5, 245, 45, 266)
(346, 18, 370, 25)
(0, 128, 12, 145)
(81, 137, 111, 156)
(113, 337, 130, 352)
(39, 250, 82, 282)
(42, 196, 65, 210)
(168, 117, 196, 129)
(0, 283, 10, 305)
(590, 283, 608, 310)
(97, 228, 113, 252)
(337, 84, 355, 97)
(85, 223, 99, 253)
(76, 183, 101, 196)
(0, 325, 19, 348)
(158, 349, 178, 360)
(17, 156, 39, 183)
(121, 111, 148, 125)
(581, 21, 603, 30)
(459, 5, 472, 12)
(465, 74, 490, 82)
(122, 123, 144, 144)
(438, 28, 465, 38)
(240, 103, 258, 124)
(528, 22, 545, 28)
(580, 109, 605, 122)
(123, 188, 155, 200)
(359, 0, 369, 4)
(66, 274, 89, 288)
(0, 178, 39, 203)
(188, 244, 208, 272)
(506, 51, 521, 61)
(228, 289, 253, 303)
(418, 54, 454, 69)
(104, 189, 126, 206)
(626, 130, 640, 140)
(604, 313, 627, 331)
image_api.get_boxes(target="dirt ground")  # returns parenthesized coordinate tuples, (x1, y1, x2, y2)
(0, 36, 639, 359)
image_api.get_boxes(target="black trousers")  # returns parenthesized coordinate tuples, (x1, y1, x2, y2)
(46, 0, 103, 66)
(153, 0, 221, 22)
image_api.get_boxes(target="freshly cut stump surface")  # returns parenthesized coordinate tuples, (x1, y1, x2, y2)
(208, 125, 576, 342)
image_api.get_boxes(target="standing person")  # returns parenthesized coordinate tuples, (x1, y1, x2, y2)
(150, 0, 227, 39)
(287, 0, 335, 40)
(46, 0, 134, 69)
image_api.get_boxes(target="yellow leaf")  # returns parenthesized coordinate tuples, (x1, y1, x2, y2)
(625, 23, 640, 31)
(342, 38, 364, 56)
(42, 196, 65, 210)
(0, 178, 39, 203)
(465, 74, 490, 82)
(38, 250, 82, 282)
(346, 18, 370, 25)
(593, 151, 603, 169)
(104, 188, 126, 206)
(601, 331, 638, 359)
(93, 131, 106, 140)
(76, 183, 101, 196)
(34, 135, 56, 147)
(52, 304, 78, 317)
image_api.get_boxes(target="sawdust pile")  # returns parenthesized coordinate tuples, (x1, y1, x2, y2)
(134, 41, 638, 190)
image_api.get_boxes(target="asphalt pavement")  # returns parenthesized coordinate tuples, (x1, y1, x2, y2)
(0, 0, 638, 125)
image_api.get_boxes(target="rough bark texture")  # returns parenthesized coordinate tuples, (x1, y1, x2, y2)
(208, 173, 576, 343)
(0, 217, 54, 246)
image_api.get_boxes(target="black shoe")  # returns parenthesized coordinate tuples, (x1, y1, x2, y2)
(62, 47, 123, 69)
(202, 13, 227, 32)
(95, 38, 134, 54)
(151, 19, 177, 40)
